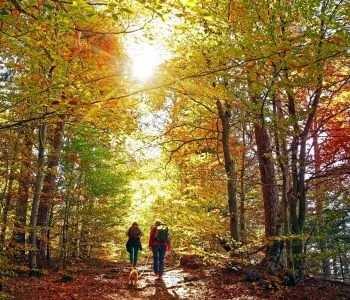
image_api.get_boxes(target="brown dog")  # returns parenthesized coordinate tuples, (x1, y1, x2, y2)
(129, 267, 138, 286)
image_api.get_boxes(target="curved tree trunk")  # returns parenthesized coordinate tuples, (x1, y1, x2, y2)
(216, 100, 239, 242)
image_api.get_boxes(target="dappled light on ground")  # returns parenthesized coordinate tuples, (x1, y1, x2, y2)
(97, 264, 205, 299)
(4, 258, 350, 299)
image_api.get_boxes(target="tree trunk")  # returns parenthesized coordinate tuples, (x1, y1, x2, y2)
(312, 121, 330, 277)
(12, 132, 33, 259)
(272, 96, 295, 278)
(0, 176, 14, 251)
(239, 123, 247, 244)
(254, 123, 280, 237)
(216, 100, 239, 242)
(59, 192, 70, 268)
(253, 120, 282, 268)
(248, 76, 282, 269)
(59, 177, 73, 268)
(46, 205, 54, 262)
(289, 1, 325, 277)
(36, 121, 64, 267)
(0, 137, 19, 250)
(29, 123, 48, 271)
(0, 178, 9, 233)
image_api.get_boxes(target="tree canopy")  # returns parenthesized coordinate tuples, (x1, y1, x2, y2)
(0, 0, 349, 286)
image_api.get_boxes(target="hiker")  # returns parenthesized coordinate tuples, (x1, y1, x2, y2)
(149, 220, 170, 278)
(126, 222, 142, 267)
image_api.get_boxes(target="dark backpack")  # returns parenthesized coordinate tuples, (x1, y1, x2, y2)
(154, 223, 169, 243)
(128, 226, 141, 239)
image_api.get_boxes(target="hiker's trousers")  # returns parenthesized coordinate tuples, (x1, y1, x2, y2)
(152, 245, 167, 276)
(129, 247, 139, 266)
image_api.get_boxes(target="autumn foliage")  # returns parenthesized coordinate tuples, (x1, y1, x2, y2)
(0, 1, 349, 299)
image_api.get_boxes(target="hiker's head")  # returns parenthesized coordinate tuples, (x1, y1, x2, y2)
(132, 222, 138, 227)
(155, 220, 162, 226)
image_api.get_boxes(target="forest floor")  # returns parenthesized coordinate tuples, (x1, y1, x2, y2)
(2, 256, 350, 300)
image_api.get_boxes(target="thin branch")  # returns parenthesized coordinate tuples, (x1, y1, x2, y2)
(0, 111, 57, 130)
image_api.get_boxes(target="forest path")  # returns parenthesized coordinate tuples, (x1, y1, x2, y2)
(4, 258, 260, 299)
(4, 258, 350, 299)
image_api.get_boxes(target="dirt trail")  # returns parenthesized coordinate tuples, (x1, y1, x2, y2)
(4, 258, 350, 299)
(103, 265, 207, 299)
(4, 259, 256, 300)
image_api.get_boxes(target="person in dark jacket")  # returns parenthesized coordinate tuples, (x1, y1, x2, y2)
(149, 220, 170, 278)
(126, 222, 142, 267)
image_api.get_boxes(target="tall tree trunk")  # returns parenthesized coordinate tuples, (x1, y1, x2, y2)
(0, 178, 9, 229)
(0, 176, 14, 250)
(29, 123, 48, 272)
(253, 118, 282, 269)
(312, 121, 330, 277)
(288, 88, 322, 276)
(248, 74, 282, 269)
(36, 120, 64, 267)
(239, 122, 247, 244)
(272, 96, 295, 278)
(279, 145, 295, 282)
(69, 169, 83, 259)
(253, 123, 280, 238)
(216, 100, 239, 242)
(46, 205, 54, 262)
(12, 132, 33, 259)
(0, 137, 19, 250)
(59, 189, 71, 268)
(289, 1, 325, 277)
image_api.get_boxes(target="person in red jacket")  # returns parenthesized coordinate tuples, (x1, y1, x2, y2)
(149, 220, 170, 278)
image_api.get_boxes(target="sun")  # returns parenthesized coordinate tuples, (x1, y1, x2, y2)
(125, 40, 163, 80)
(131, 44, 162, 80)
(123, 16, 180, 81)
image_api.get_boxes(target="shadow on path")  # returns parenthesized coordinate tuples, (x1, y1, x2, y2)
(150, 277, 180, 300)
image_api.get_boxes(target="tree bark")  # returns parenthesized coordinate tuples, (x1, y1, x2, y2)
(253, 123, 280, 237)
(287, 0, 326, 277)
(239, 123, 246, 244)
(59, 190, 70, 268)
(36, 120, 64, 267)
(312, 121, 330, 277)
(29, 123, 48, 271)
(216, 100, 239, 242)
(272, 96, 295, 278)
(0, 175, 15, 250)
(46, 205, 54, 262)
(0, 136, 19, 250)
(12, 132, 33, 259)
(253, 121, 283, 269)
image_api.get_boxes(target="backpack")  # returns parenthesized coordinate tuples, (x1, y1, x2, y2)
(154, 223, 169, 243)
(128, 226, 141, 239)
